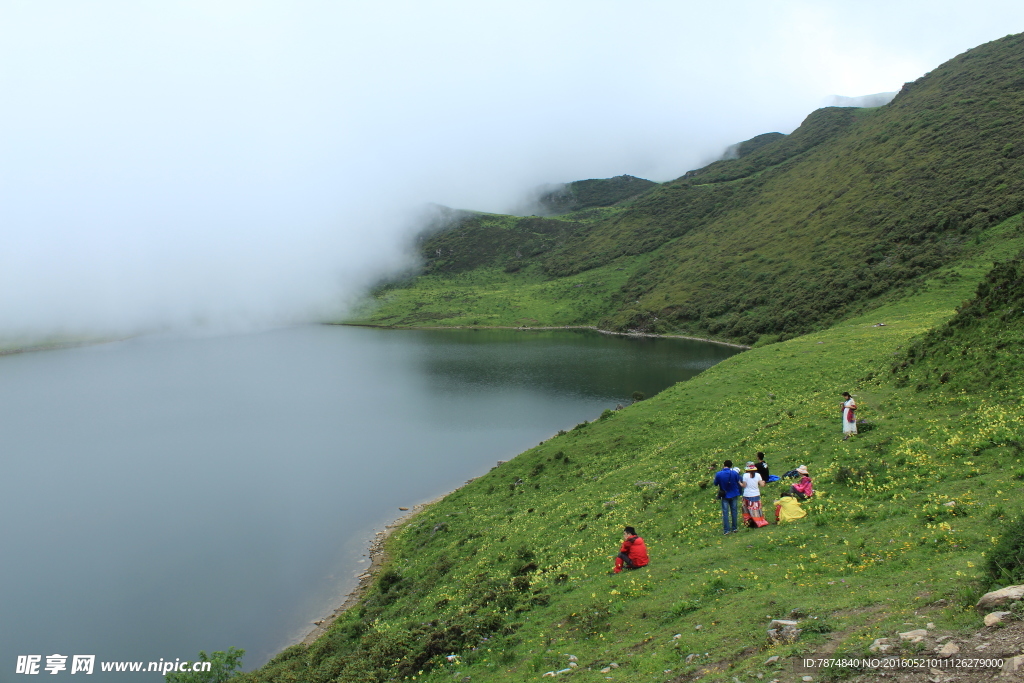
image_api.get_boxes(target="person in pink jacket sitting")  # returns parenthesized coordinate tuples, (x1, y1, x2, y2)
(789, 465, 813, 501)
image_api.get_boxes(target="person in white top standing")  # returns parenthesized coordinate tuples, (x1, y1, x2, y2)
(841, 392, 857, 440)
(740, 462, 768, 527)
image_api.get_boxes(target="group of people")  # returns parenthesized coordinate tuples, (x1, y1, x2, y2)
(708, 388, 858, 535)
(610, 392, 855, 570)
(712, 454, 812, 535)
(612, 456, 812, 571)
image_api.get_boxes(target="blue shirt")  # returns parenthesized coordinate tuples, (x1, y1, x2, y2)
(713, 467, 742, 499)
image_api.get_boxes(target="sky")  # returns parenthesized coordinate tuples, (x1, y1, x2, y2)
(1, 1, 1022, 338)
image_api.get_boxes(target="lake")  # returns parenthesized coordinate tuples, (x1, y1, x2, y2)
(0, 325, 740, 679)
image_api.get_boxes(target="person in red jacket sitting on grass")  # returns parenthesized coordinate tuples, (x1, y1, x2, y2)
(613, 526, 649, 573)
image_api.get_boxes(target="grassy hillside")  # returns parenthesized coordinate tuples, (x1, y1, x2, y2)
(245, 208, 1024, 682)
(351, 32, 1024, 347)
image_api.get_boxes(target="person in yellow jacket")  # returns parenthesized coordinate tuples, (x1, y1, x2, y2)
(774, 493, 806, 523)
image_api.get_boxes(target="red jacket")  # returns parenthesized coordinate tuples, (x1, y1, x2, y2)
(619, 534, 649, 568)
(793, 476, 814, 498)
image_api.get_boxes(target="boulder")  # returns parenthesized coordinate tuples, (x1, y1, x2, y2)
(976, 585, 1024, 612)
(767, 619, 801, 643)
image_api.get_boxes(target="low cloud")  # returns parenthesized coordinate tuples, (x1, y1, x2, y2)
(0, 1, 1020, 340)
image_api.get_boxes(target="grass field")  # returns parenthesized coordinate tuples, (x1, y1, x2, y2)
(346, 259, 638, 330)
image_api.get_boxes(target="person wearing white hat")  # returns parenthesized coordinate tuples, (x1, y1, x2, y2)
(789, 465, 813, 501)
(741, 462, 768, 527)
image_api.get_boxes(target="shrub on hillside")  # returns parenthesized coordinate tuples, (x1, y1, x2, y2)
(985, 513, 1024, 588)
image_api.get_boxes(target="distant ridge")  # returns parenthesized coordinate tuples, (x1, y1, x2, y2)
(721, 132, 786, 160)
(537, 174, 657, 215)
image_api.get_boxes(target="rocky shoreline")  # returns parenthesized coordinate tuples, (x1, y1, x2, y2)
(299, 498, 438, 645)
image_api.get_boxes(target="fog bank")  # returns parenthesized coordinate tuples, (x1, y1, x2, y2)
(1, 1, 1021, 338)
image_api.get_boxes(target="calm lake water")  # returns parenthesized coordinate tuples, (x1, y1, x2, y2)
(0, 325, 740, 679)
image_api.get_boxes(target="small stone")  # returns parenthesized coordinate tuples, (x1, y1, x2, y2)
(685, 654, 697, 664)
(802, 677, 814, 682)
(899, 629, 928, 642)
(943, 501, 956, 507)
(926, 622, 935, 629)
(600, 667, 611, 673)
(609, 662, 619, 669)
(568, 662, 578, 668)
(695, 624, 702, 630)
(568, 655, 578, 662)
(1003, 655, 1024, 672)
(985, 611, 1012, 627)
(869, 638, 892, 653)
(936, 641, 959, 657)
(765, 655, 779, 664)
(935, 635, 951, 642)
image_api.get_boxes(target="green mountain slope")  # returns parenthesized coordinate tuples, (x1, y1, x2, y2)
(891, 246, 1024, 394)
(351, 32, 1024, 347)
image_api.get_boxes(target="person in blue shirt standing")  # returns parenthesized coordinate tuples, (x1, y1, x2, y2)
(713, 459, 743, 535)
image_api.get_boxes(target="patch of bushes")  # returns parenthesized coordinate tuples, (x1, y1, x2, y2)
(985, 513, 1024, 588)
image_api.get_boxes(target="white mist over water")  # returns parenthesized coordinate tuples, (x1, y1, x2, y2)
(1, 1, 1022, 339)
